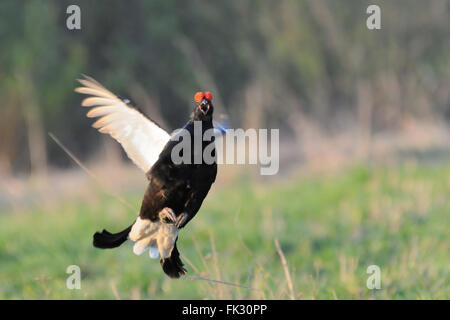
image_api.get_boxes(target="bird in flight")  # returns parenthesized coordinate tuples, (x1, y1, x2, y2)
(75, 75, 218, 278)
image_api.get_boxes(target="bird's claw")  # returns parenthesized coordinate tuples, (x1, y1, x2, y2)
(176, 212, 188, 229)
(159, 207, 177, 224)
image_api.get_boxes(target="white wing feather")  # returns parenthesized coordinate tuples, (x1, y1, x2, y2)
(75, 76, 170, 172)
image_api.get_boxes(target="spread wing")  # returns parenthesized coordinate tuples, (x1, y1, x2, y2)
(75, 75, 171, 172)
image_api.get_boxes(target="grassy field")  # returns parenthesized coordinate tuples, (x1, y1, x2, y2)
(0, 165, 448, 299)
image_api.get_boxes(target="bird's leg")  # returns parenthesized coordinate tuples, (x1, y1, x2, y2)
(176, 212, 189, 229)
(159, 207, 177, 224)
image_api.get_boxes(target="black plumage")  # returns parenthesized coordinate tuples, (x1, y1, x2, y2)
(87, 84, 217, 278)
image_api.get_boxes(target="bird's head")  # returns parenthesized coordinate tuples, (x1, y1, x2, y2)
(193, 91, 214, 121)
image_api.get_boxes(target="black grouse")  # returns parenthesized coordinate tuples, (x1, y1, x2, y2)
(75, 76, 217, 278)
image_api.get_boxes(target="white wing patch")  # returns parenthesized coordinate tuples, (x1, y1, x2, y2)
(75, 75, 171, 172)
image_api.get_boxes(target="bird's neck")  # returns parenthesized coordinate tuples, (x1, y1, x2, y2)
(189, 117, 213, 129)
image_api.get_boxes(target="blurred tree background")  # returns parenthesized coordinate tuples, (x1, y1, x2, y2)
(0, 0, 449, 176)
(0, 0, 449, 300)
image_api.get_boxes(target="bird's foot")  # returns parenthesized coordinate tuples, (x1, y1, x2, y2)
(176, 212, 189, 229)
(159, 207, 177, 225)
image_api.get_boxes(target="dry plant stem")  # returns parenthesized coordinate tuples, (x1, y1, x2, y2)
(180, 252, 201, 274)
(184, 275, 262, 292)
(274, 238, 295, 300)
(48, 132, 137, 212)
(209, 232, 225, 299)
(191, 235, 213, 276)
(110, 281, 121, 300)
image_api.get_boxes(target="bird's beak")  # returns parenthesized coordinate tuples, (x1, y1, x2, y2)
(200, 99, 210, 115)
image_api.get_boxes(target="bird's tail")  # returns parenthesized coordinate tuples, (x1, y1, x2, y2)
(160, 240, 187, 278)
(93, 224, 133, 249)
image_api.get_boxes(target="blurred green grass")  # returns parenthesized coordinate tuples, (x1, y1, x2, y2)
(0, 165, 449, 299)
